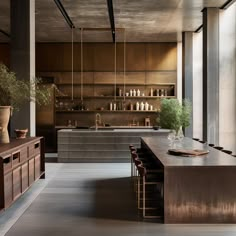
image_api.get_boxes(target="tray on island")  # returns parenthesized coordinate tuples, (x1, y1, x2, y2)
(168, 149, 209, 157)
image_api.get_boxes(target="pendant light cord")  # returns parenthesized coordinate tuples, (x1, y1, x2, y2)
(114, 33, 116, 102)
(71, 27, 74, 101)
(81, 28, 83, 102)
(123, 29, 126, 102)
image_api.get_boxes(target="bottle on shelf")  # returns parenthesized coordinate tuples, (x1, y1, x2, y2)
(145, 102, 149, 111)
(130, 89, 133, 96)
(109, 102, 113, 111)
(156, 89, 160, 96)
(137, 89, 141, 96)
(164, 89, 168, 96)
(133, 89, 136, 97)
(161, 89, 164, 96)
(119, 89, 122, 97)
(140, 102, 144, 111)
(130, 103, 133, 111)
(150, 105, 153, 111)
(113, 102, 116, 111)
(136, 102, 139, 111)
(150, 88, 153, 96)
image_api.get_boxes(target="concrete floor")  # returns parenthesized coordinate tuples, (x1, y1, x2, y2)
(1, 163, 236, 236)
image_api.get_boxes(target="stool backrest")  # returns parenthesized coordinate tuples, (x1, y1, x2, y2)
(137, 165, 146, 177)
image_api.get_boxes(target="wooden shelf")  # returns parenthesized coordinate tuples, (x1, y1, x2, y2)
(56, 83, 175, 86)
(56, 96, 175, 99)
(55, 110, 157, 113)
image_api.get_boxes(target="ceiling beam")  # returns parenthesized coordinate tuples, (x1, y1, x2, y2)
(220, 0, 236, 9)
(54, 0, 75, 29)
(106, 0, 115, 43)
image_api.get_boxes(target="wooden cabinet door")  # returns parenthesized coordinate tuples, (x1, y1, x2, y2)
(13, 166, 21, 200)
(4, 172, 13, 208)
(34, 155, 41, 179)
(21, 162, 29, 193)
(28, 158, 35, 186)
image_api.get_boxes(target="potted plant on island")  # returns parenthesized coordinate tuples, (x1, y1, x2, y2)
(0, 63, 53, 143)
(159, 98, 191, 140)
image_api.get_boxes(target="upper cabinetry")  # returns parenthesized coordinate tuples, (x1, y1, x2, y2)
(36, 42, 177, 127)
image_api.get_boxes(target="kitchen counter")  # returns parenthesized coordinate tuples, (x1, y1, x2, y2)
(57, 128, 169, 162)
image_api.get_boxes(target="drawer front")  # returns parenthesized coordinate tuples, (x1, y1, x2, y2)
(4, 172, 13, 208)
(28, 141, 40, 158)
(13, 166, 21, 200)
(12, 150, 20, 167)
(28, 158, 35, 186)
(34, 154, 41, 179)
(3, 155, 12, 173)
(21, 162, 29, 193)
(20, 146, 28, 162)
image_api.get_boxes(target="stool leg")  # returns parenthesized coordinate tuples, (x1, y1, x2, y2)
(143, 176, 145, 218)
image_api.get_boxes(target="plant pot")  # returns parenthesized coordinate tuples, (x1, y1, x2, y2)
(14, 129, 28, 139)
(0, 106, 11, 143)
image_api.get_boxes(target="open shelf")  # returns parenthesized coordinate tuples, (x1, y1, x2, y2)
(55, 95, 176, 99)
(55, 110, 157, 113)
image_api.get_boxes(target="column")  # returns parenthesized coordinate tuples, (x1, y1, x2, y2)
(182, 32, 193, 138)
(219, 3, 236, 153)
(202, 8, 219, 144)
(10, 0, 36, 136)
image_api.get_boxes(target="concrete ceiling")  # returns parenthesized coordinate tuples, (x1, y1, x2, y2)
(0, 0, 230, 42)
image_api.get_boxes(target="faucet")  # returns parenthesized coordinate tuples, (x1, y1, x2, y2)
(95, 113, 102, 130)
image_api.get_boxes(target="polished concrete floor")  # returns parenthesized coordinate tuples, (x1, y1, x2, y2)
(1, 163, 236, 236)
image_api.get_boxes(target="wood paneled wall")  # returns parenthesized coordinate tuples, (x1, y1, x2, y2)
(36, 42, 177, 72)
(1, 42, 177, 72)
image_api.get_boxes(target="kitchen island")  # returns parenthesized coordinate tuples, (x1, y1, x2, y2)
(57, 128, 169, 162)
(141, 136, 236, 223)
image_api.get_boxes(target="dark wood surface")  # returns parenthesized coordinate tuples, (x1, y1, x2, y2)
(0, 137, 45, 210)
(141, 136, 236, 223)
(141, 136, 236, 166)
(0, 137, 42, 158)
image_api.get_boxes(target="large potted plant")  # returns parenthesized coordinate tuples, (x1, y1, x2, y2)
(0, 63, 52, 143)
(159, 98, 191, 139)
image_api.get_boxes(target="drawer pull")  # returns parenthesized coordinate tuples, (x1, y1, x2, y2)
(4, 157, 11, 164)
(34, 142, 40, 149)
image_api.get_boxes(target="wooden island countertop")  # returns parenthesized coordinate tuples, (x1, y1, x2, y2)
(141, 136, 236, 223)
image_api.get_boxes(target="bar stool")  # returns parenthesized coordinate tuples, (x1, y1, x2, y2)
(222, 150, 232, 155)
(136, 165, 163, 219)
